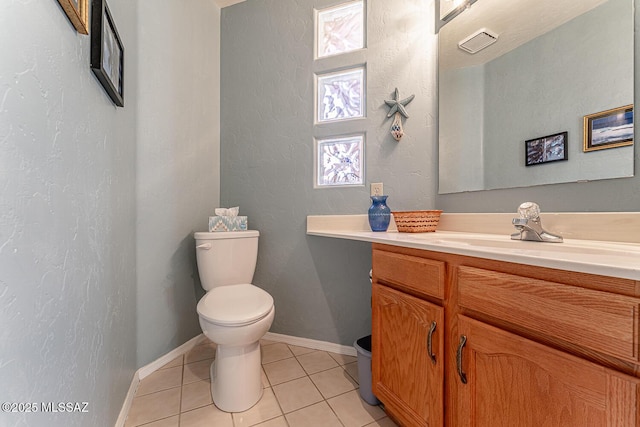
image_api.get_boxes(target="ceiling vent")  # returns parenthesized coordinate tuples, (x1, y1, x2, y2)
(458, 28, 498, 54)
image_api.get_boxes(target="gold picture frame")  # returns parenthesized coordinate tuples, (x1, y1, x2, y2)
(583, 105, 634, 152)
(57, 0, 89, 34)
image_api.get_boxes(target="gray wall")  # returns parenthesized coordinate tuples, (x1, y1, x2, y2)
(0, 0, 222, 422)
(439, 65, 485, 193)
(437, 0, 640, 212)
(136, 0, 221, 367)
(440, 0, 633, 194)
(0, 0, 138, 426)
(221, 0, 438, 345)
(483, 0, 632, 189)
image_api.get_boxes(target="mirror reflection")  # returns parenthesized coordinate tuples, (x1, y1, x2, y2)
(438, 0, 634, 194)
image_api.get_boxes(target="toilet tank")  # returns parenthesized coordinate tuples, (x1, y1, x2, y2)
(194, 230, 259, 291)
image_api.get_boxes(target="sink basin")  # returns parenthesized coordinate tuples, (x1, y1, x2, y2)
(306, 213, 640, 279)
(410, 234, 640, 261)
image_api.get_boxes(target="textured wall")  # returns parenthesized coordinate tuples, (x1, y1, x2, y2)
(0, 0, 137, 425)
(437, 0, 640, 212)
(221, 0, 438, 345)
(440, 0, 633, 194)
(136, 0, 221, 366)
(483, 0, 632, 190)
(439, 65, 485, 193)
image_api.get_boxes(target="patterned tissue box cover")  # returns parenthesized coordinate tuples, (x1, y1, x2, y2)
(208, 216, 248, 232)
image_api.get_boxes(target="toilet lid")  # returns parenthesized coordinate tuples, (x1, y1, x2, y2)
(197, 284, 274, 326)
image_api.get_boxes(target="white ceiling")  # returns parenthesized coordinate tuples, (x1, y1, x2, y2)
(213, 0, 245, 8)
(439, 0, 608, 69)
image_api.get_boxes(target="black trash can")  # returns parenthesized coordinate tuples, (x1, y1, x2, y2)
(353, 335, 380, 405)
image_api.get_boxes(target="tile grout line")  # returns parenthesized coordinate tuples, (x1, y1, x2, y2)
(275, 344, 359, 426)
(263, 343, 351, 425)
(293, 346, 381, 427)
(255, 344, 290, 427)
(131, 340, 387, 427)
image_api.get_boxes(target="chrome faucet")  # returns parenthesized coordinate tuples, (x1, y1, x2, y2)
(510, 202, 563, 243)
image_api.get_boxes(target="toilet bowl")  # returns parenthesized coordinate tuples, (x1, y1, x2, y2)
(194, 231, 275, 412)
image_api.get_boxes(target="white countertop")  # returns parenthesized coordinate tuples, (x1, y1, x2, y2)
(307, 215, 640, 281)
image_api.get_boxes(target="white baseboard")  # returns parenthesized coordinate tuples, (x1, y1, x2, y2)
(138, 334, 206, 379)
(264, 332, 357, 357)
(114, 334, 206, 427)
(114, 370, 139, 427)
(115, 332, 356, 426)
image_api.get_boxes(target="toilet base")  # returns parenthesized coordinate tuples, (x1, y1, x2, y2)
(210, 341, 263, 412)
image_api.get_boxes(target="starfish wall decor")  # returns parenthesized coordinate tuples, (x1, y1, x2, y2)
(384, 88, 415, 141)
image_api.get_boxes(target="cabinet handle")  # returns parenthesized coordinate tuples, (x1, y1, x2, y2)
(427, 321, 437, 364)
(456, 335, 468, 384)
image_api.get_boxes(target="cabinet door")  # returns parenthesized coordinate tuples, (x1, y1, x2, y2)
(372, 283, 444, 427)
(454, 315, 640, 427)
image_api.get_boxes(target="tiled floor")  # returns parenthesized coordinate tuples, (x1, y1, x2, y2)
(124, 338, 398, 427)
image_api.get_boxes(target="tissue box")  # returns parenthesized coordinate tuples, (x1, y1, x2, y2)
(208, 216, 248, 232)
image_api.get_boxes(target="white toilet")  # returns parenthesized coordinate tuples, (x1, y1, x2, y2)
(194, 230, 275, 413)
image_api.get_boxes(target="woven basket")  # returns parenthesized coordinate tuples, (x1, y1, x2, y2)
(392, 210, 442, 233)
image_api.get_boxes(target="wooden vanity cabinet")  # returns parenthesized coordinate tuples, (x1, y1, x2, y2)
(372, 283, 444, 427)
(371, 243, 640, 427)
(454, 315, 640, 426)
(371, 248, 446, 427)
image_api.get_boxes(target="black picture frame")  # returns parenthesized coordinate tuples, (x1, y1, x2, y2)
(90, 0, 124, 107)
(525, 132, 568, 166)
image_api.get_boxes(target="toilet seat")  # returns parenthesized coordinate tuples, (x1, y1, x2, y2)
(197, 284, 274, 327)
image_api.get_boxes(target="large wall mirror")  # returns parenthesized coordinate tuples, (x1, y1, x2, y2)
(438, 0, 634, 194)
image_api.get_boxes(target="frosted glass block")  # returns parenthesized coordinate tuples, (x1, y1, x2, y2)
(316, 135, 364, 187)
(316, 1, 364, 58)
(317, 67, 365, 123)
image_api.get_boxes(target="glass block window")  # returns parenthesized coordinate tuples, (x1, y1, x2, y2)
(315, 134, 364, 187)
(316, 1, 364, 59)
(317, 67, 365, 123)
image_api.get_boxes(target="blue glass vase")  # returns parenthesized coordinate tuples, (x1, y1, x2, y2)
(368, 195, 391, 232)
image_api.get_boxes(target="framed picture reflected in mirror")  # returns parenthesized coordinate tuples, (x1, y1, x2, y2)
(525, 132, 568, 167)
(583, 105, 633, 152)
